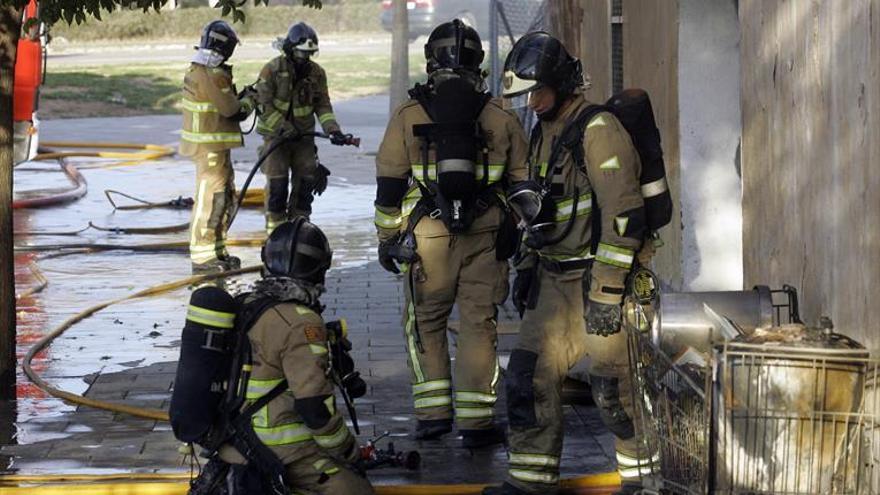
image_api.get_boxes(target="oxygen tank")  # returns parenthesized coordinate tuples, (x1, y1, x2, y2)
(169, 286, 238, 443)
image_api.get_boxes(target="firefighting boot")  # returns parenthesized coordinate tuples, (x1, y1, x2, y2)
(460, 424, 507, 448)
(414, 419, 453, 440)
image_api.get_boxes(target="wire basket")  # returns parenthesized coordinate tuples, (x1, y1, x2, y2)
(625, 285, 880, 494)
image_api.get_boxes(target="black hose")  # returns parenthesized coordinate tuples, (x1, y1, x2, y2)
(228, 131, 329, 228)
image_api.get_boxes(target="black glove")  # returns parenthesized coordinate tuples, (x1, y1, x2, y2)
(312, 163, 330, 195)
(301, 0, 323, 8)
(330, 130, 350, 146)
(512, 269, 534, 318)
(585, 300, 623, 336)
(237, 84, 257, 100)
(378, 236, 401, 274)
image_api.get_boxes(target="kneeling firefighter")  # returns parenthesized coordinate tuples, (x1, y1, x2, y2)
(181, 20, 256, 272)
(170, 219, 375, 494)
(374, 19, 529, 446)
(255, 22, 351, 233)
(483, 32, 667, 495)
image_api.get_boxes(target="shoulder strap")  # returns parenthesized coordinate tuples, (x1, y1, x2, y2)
(237, 379, 289, 424)
(551, 104, 608, 176)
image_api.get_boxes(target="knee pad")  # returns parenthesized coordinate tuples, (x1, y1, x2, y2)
(590, 375, 635, 439)
(506, 349, 539, 428)
(267, 177, 288, 214)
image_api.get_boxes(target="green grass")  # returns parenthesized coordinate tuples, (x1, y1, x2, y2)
(50, 4, 383, 43)
(42, 53, 425, 118)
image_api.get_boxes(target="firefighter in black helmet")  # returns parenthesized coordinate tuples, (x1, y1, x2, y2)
(219, 219, 374, 494)
(483, 32, 656, 495)
(181, 20, 254, 272)
(254, 22, 350, 234)
(374, 19, 529, 447)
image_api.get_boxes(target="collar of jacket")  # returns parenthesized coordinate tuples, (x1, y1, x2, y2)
(252, 276, 325, 313)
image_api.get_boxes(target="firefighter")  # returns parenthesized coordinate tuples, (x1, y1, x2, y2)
(180, 20, 254, 272)
(374, 20, 529, 447)
(254, 22, 349, 233)
(216, 219, 375, 494)
(483, 32, 656, 495)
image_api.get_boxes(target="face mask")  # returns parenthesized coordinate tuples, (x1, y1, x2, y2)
(192, 48, 226, 68)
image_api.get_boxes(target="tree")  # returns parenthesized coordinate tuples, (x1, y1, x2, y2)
(388, 0, 408, 114)
(0, 0, 322, 399)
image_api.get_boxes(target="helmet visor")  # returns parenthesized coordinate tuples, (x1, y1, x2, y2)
(502, 69, 541, 98)
(428, 37, 484, 70)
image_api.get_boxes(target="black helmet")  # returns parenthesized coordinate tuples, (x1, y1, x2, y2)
(283, 22, 319, 60)
(424, 19, 484, 74)
(198, 20, 240, 62)
(502, 31, 582, 99)
(261, 218, 332, 285)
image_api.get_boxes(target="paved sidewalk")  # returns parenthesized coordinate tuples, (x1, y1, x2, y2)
(5, 95, 617, 485)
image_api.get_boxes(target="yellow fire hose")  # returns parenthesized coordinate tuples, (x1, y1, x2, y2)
(37, 141, 176, 170)
(12, 245, 621, 494)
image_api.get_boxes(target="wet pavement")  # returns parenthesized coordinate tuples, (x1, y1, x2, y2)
(5, 94, 616, 485)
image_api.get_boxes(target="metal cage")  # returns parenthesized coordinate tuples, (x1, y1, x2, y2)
(626, 286, 880, 494)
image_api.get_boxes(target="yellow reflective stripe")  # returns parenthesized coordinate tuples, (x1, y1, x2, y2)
(414, 395, 451, 409)
(510, 469, 559, 484)
(253, 404, 269, 428)
(401, 193, 421, 218)
(616, 451, 660, 466)
(253, 422, 312, 446)
(309, 343, 328, 355)
(186, 305, 235, 329)
(475, 164, 505, 183)
(411, 163, 438, 181)
(641, 177, 668, 198)
(318, 112, 336, 124)
(413, 379, 452, 396)
(587, 114, 608, 128)
(510, 452, 560, 468)
(454, 391, 497, 404)
(313, 423, 352, 449)
(540, 246, 593, 263)
(490, 359, 501, 393)
(182, 99, 218, 113)
(293, 105, 314, 117)
(554, 193, 593, 222)
(405, 302, 425, 382)
(595, 243, 635, 269)
(259, 110, 284, 129)
(295, 305, 315, 315)
(538, 162, 549, 178)
(181, 130, 241, 144)
(246, 377, 285, 399)
(598, 155, 621, 170)
(374, 208, 403, 229)
(455, 406, 494, 418)
(272, 98, 290, 111)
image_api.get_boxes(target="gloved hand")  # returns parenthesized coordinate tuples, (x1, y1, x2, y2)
(278, 120, 297, 137)
(237, 84, 257, 100)
(312, 163, 330, 195)
(301, 0, 323, 8)
(512, 269, 534, 318)
(585, 300, 623, 336)
(378, 236, 401, 274)
(329, 130, 350, 146)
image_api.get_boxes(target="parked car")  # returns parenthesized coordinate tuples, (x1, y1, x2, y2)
(380, 0, 540, 40)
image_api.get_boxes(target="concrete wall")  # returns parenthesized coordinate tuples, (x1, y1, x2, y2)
(678, 0, 743, 290)
(740, 0, 880, 349)
(581, 0, 684, 290)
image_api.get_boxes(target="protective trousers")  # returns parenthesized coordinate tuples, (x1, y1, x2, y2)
(261, 137, 317, 233)
(504, 268, 645, 493)
(189, 150, 234, 265)
(285, 453, 374, 494)
(402, 228, 508, 430)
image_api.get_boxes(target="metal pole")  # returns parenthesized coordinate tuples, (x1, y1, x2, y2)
(489, 0, 499, 95)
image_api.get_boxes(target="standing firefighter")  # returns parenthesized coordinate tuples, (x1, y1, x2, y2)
(180, 20, 255, 272)
(255, 22, 349, 233)
(483, 32, 658, 495)
(171, 219, 375, 494)
(374, 20, 529, 447)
